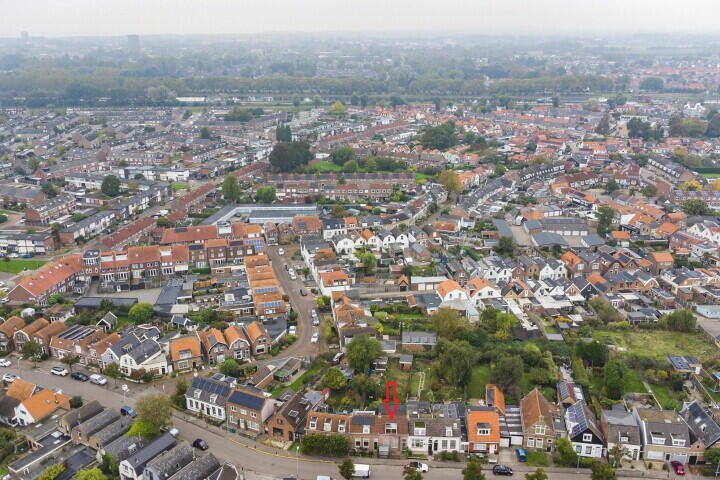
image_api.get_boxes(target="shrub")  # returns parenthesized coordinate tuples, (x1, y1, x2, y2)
(300, 433, 350, 457)
(70, 396, 83, 408)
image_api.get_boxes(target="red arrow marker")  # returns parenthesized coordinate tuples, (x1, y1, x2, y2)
(382, 380, 399, 420)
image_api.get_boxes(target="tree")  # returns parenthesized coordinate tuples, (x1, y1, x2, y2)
(276, 125, 292, 142)
(430, 308, 467, 339)
(350, 374, 381, 404)
(404, 468, 423, 480)
(595, 113, 611, 135)
(22, 341, 41, 366)
(462, 458, 486, 480)
(639, 77, 664, 91)
(70, 396, 83, 408)
(199, 127, 211, 139)
(437, 170, 461, 196)
(604, 179, 619, 194)
(485, 311, 516, 340)
(707, 113, 720, 138)
(171, 378, 188, 409)
(554, 437, 578, 467)
(494, 236, 515, 257)
(660, 309, 696, 332)
(331, 146, 355, 166)
(525, 468, 549, 480)
(419, 122, 458, 150)
(490, 355, 524, 396)
(604, 361, 626, 400)
(220, 359, 241, 377)
(135, 393, 173, 431)
(682, 198, 713, 216)
(330, 101, 347, 116)
(360, 251, 376, 275)
(126, 419, 160, 438)
(339, 457, 355, 479)
(100, 453, 119, 478)
(61, 354, 80, 373)
(37, 464, 65, 480)
(591, 461, 616, 480)
(269, 142, 312, 172)
(435, 339, 475, 387)
(552, 96, 560, 108)
(331, 205, 346, 218)
(222, 175, 240, 203)
(575, 341, 609, 367)
(596, 205, 615, 237)
(346, 335, 382, 374)
(128, 302, 154, 324)
(300, 433, 350, 456)
(104, 362, 122, 385)
(255, 186, 276, 203)
(607, 444, 626, 467)
(101, 175, 121, 197)
(640, 184, 657, 198)
(705, 447, 720, 467)
(322, 367, 347, 390)
(74, 468, 106, 480)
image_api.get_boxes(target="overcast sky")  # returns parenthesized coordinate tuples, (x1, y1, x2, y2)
(2, 0, 719, 37)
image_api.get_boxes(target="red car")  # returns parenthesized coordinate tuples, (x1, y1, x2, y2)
(670, 461, 685, 476)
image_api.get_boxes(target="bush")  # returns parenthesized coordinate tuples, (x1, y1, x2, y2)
(70, 396, 83, 408)
(300, 433, 350, 457)
(527, 450, 548, 467)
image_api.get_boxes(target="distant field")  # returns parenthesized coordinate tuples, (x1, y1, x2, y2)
(0, 260, 47, 274)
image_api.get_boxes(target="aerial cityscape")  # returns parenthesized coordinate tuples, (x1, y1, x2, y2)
(3, 1, 720, 479)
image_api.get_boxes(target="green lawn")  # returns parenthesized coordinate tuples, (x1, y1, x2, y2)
(272, 362, 326, 396)
(702, 173, 720, 178)
(385, 360, 412, 397)
(468, 365, 491, 399)
(650, 383, 681, 410)
(0, 259, 47, 274)
(592, 329, 718, 362)
(624, 369, 646, 393)
(415, 172, 434, 184)
(305, 161, 343, 173)
(172, 183, 190, 192)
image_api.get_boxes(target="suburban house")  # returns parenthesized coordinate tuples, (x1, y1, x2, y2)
(169, 334, 202, 372)
(185, 376, 232, 422)
(466, 408, 500, 455)
(565, 402, 604, 458)
(226, 387, 274, 437)
(633, 407, 694, 464)
(0, 316, 25, 352)
(600, 405, 642, 462)
(520, 388, 557, 452)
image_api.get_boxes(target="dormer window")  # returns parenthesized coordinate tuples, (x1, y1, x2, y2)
(385, 423, 397, 434)
(338, 420, 346, 433)
(582, 433, 592, 442)
(309, 417, 317, 430)
(362, 425, 370, 434)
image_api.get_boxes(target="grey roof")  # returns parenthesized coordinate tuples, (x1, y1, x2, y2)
(102, 435, 147, 462)
(146, 442, 194, 478)
(532, 232, 568, 247)
(602, 406, 641, 447)
(186, 377, 231, 407)
(680, 400, 720, 448)
(61, 400, 104, 430)
(126, 339, 163, 364)
(109, 333, 142, 358)
(207, 462, 239, 480)
(668, 355, 701, 371)
(123, 432, 176, 475)
(89, 417, 132, 447)
(75, 408, 120, 437)
(351, 415, 375, 425)
(402, 331, 437, 345)
(168, 453, 221, 480)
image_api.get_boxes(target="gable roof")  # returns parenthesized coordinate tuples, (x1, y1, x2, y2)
(467, 409, 500, 444)
(169, 335, 201, 361)
(520, 388, 555, 431)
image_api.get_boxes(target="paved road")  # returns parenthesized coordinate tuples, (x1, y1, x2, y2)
(266, 245, 324, 360)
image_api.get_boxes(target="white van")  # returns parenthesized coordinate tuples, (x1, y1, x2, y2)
(352, 464, 370, 478)
(89, 374, 107, 385)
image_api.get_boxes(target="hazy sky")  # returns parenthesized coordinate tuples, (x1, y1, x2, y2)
(2, 0, 719, 37)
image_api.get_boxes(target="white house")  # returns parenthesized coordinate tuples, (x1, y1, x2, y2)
(407, 418, 463, 456)
(436, 279, 469, 302)
(184, 376, 231, 422)
(119, 339, 168, 377)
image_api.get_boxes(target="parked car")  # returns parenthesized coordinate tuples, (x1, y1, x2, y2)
(2, 374, 17, 383)
(89, 374, 107, 385)
(670, 461, 685, 476)
(71, 372, 89, 382)
(8, 253, 18, 258)
(120, 406, 137, 418)
(278, 248, 285, 255)
(51, 366, 68, 376)
(406, 461, 429, 473)
(311, 332, 319, 344)
(288, 326, 297, 336)
(312, 317, 320, 326)
(492, 465, 513, 476)
(0, 359, 11, 367)
(515, 448, 527, 462)
(193, 438, 209, 450)
(300, 288, 308, 296)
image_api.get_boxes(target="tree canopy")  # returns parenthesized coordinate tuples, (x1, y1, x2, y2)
(128, 302, 154, 324)
(269, 141, 312, 172)
(101, 175, 121, 197)
(346, 335, 382, 374)
(419, 122, 458, 150)
(255, 186, 276, 203)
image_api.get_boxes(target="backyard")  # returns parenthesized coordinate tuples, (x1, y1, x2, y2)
(592, 329, 719, 362)
(467, 365, 491, 399)
(0, 259, 47, 274)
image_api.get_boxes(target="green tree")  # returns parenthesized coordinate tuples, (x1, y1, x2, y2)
(276, 125, 292, 142)
(101, 175, 121, 197)
(219, 359, 241, 377)
(38, 464, 65, 480)
(576, 341, 609, 367)
(490, 355, 524, 396)
(494, 236, 515, 257)
(607, 444, 626, 468)
(222, 175, 240, 203)
(553, 437, 578, 467)
(199, 127, 211, 139)
(331, 205, 346, 218)
(171, 378, 188, 409)
(104, 362, 122, 385)
(350, 374, 381, 404)
(135, 393, 173, 431)
(660, 309, 696, 332)
(682, 198, 713, 216)
(591, 461, 616, 480)
(463, 458, 486, 480)
(128, 302, 154, 324)
(330, 101, 347, 116)
(331, 146, 355, 166)
(339, 457, 355, 479)
(596, 205, 615, 237)
(604, 361, 626, 400)
(604, 179, 619, 194)
(430, 308, 468, 339)
(360, 251, 376, 275)
(22, 341, 41, 366)
(322, 367, 347, 390)
(640, 184, 657, 198)
(486, 312, 516, 340)
(435, 339, 476, 387)
(255, 186, 276, 203)
(404, 468, 423, 480)
(269, 141, 312, 172)
(419, 122, 458, 150)
(525, 468, 549, 480)
(437, 170, 461, 196)
(61, 354, 80, 373)
(639, 77, 664, 91)
(346, 335, 382, 374)
(74, 467, 106, 480)
(707, 113, 720, 138)
(595, 113, 611, 135)
(100, 453, 119, 477)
